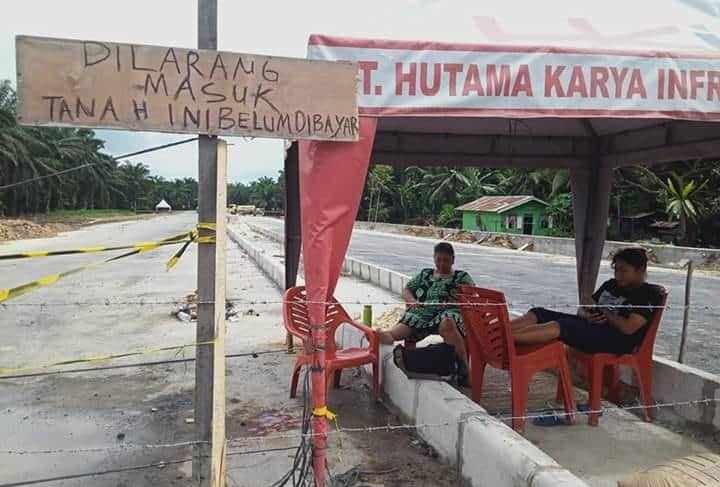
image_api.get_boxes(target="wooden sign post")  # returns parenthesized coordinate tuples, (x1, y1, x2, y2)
(194, 3, 225, 486)
(15, 4, 359, 486)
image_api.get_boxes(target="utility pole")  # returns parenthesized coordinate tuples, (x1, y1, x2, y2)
(678, 260, 694, 364)
(194, 1, 227, 486)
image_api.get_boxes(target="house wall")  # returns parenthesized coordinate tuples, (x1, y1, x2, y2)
(462, 211, 478, 230)
(479, 212, 505, 232)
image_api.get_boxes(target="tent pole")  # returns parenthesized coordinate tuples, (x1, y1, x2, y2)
(284, 142, 302, 352)
(570, 149, 613, 305)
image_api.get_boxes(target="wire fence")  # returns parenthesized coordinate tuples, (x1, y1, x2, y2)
(3, 297, 717, 310)
(1, 396, 718, 486)
(1, 396, 718, 458)
(2, 210, 719, 485)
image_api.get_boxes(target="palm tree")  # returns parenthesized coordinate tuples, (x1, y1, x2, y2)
(249, 176, 280, 209)
(413, 167, 472, 204)
(546, 193, 574, 235)
(458, 168, 498, 202)
(1, 80, 46, 215)
(495, 168, 568, 200)
(116, 162, 151, 210)
(366, 165, 393, 222)
(662, 173, 708, 243)
(228, 182, 250, 206)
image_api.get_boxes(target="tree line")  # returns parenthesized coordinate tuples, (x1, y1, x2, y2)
(2, 79, 719, 246)
(360, 162, 720, 245)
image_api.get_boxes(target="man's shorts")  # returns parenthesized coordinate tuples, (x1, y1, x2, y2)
(529, 307, 635, 355)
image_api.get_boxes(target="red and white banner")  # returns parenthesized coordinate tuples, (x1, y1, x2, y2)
(308, 35, 720, 120)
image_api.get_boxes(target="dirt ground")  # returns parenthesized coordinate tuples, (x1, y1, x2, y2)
(0, 218, 72, 241)
(0, 213, 157, 241)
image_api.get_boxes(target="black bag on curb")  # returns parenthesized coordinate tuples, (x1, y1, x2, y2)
(394, 343, 457, 377)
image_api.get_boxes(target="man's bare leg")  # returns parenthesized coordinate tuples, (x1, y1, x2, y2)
(512, 321, 561, 345)
(378, 323, 412, 345)
(510, 310, 540, 332)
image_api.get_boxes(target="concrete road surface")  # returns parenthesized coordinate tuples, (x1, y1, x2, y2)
(0, 212, 204, 370)
(248, 217, 720, 376)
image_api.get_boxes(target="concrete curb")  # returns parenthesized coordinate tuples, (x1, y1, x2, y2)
(230, 223, 588, 487)
(227, 226, 293, 289)
(620, 356, 720, 431)
(242, 220, 720, 434)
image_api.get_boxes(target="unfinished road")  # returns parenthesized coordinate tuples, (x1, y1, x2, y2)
(1, 212, 458, 486)
(247, 217, 720, 376)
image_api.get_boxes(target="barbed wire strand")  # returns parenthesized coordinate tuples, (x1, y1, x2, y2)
(0, 457, 194, 487)
(0, 349, 287, 380)
(0, 445, 314, 487)
(2, 397, 717, 457)
(226, 446, 299, 457)
(225, 397, 720, 444)
(2, 298, 715, 310)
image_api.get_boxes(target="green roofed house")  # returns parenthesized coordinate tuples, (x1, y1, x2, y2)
(456, 196, 552, 236)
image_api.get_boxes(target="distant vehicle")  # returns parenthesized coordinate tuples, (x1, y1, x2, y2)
(228, 204, 263, 216)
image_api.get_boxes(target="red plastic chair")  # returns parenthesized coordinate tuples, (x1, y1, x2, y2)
(458, 286, 576, 432)
(558, 286, 667, 426)
(283, 286, 379, 399)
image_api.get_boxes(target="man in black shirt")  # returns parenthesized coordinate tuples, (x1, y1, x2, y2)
(510, 248, 662, 354)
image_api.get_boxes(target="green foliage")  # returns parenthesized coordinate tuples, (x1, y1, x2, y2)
(545, 193, 574, 236)
(228, 182, 250, 206)
(248, 176, 282, 209)
(437, 203, 460, 228)
(663, 173, 707, 223)
(365, 165, 394, 222)
(660, 172, 709, 242)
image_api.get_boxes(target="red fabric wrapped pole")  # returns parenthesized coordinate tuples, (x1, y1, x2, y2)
(298, 117, 377, 486)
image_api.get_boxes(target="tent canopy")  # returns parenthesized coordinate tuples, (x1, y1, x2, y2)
(155, 199, 171, 210)
(309, 35, 720, 169)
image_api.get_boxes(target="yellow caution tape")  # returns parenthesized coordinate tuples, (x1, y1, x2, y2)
(1, 258, 110, 304)
(24, 251, 49, 258)
(0, 340, 216, 377)
(0, 230, 194, 261)
(196, 222, 217, 245)
(0, 225, 218, 304)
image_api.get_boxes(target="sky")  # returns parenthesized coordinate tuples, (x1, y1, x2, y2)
(2, 0, 720, 183)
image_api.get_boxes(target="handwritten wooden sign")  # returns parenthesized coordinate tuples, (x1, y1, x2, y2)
(16, 36, 359, 141)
